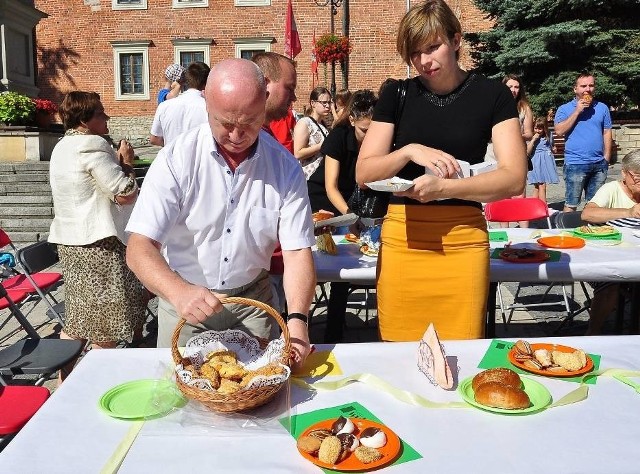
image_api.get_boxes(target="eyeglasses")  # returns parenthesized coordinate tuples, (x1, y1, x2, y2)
(315, 100, 332, 107)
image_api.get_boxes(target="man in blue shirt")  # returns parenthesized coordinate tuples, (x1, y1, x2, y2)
(555, 73, 612, 211)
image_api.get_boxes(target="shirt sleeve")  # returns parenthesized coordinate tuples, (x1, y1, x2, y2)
(589, 181, 616, 208)
(372, 79, 401, 124)
(79, 136, 134, 199)
(320, 125, 348, 162)
(150, 103, 165, 137)
(157, 88, 169, 104)
(125, 146, 183, 243)
(277, 158, 315, 251)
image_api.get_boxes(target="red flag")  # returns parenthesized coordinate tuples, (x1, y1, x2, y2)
(285, 0, 302, 59)
(311, 29, 318, 87)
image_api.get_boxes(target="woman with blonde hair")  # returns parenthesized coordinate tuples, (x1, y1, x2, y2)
(356, 0, 526, 341)
(293, 87, 331, 179)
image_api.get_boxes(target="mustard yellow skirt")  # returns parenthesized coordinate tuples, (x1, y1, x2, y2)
(377, 204, 489, 341)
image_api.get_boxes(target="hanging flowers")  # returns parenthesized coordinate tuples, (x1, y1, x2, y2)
(33, 98, 58, 115)
(314, 34, 352, 64)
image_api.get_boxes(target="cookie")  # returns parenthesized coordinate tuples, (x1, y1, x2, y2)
(318, 436, 343, 464)
(354, 446, 382, 464)
(297, 435, 322, 455)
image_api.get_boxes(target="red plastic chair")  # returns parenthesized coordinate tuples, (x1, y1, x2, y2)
(0, 229, 64, 323)
(484, 197, 573, 327)
(0, 378, 50, 451)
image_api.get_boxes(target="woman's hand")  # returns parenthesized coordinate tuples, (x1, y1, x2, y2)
(395, 174, 444, 203)
(404, 144, 460, 178)
(118, 139, 135, 166)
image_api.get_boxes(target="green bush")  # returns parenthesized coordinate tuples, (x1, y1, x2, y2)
(0, 91, 36, 126)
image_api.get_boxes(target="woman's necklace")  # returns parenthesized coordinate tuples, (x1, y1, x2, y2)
(417, 72, 476, 107)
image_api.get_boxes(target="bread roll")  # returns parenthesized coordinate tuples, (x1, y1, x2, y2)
(474, 381, 531, 410)
(471, 368, 522, 392)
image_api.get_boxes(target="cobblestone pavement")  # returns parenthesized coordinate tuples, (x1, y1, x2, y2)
(2, 162, 633, 393)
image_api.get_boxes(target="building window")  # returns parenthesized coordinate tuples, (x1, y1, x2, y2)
(233, 37, 274, 60)
(111, 41, 150, 100)
(234, 0, 270, 6)
(172, 39, 212, 68)
(172, 0, 208, 8)
(112, 0, 147, 10)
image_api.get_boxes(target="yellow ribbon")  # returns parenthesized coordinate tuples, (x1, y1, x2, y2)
(293, 369, 640, 410)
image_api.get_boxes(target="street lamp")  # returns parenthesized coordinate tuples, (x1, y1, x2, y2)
(313, 0, 343, 97)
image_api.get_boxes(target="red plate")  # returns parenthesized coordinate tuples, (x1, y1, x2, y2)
(537, 236, 585, 249)
(508, 343, 594, 377)
(500, 249, 550, 263)
(297, 418, 401, 471)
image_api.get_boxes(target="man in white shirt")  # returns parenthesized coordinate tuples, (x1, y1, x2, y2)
(149, 61, 210, 147)
(126, 58, 315, 370)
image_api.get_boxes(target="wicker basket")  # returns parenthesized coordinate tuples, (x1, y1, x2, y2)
(171, 296, 290, 413)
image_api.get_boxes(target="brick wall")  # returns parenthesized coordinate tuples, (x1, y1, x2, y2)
(34, 0, 490, 140)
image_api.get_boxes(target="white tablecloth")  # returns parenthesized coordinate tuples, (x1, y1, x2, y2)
(1, 336, 639, 473)
(314, 228, 640, 284)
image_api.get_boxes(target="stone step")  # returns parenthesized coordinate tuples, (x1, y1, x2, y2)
(0, 218, 53, 230)
(0, 162, 50, 174)
(1, 206, 54, 217)
(0, 183, 52, 195)
(0, 195, 53, 206)
(5, 231, 50, 246)
(0, 173, 49, 183)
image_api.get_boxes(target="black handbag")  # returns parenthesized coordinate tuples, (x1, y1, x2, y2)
(348, 79, 408, 219)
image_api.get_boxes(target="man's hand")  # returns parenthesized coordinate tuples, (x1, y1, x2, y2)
(117, 139, 135, 166)
(287, 318, 311, 372)
(172, 285, 225, 325)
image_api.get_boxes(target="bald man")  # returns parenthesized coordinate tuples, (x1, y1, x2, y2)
(126, 59, 315, 370)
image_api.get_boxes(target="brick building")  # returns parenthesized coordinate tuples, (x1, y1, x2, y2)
(33, 0, 491, 142)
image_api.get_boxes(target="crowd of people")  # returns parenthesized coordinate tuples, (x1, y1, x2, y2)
(43, 0, 635, 381)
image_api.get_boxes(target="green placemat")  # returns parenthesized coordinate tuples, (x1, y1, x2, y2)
(478, 339, 601, 384)
(488, 230, 509, 242)
(133, 158, 154, 166)
(491, 248, 562, 262)
(281, 401, 422, 472)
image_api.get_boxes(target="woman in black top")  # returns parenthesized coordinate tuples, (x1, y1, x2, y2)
(307, 90, 377, 342)
(356, 0, 526, 341)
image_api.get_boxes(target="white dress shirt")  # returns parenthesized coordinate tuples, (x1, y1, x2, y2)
(49, 134, 136, 245)
(150, 88, 208, 146)
(126, 123, 315, 290)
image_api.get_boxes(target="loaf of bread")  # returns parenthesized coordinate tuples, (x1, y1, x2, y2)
(474, 381, 531, 410)
(471, 367, 522, 392)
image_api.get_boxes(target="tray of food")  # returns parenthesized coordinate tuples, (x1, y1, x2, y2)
(508, 339, 594, 377)
(573, 225, 621, 239)
(459, 368, 552, 415)
(499, 248, 550, 263)
(296, 416, 401, 471)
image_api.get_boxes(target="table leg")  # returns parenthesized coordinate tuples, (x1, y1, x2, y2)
(629, 283, 640, 334)
(486, 282, 497, 338)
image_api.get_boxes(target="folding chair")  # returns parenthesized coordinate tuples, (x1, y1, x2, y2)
(552, 211, 593, 332)
(0, 285, 84, 386)
(484, 197, 575, 326)
(0, 229, 64, 324)
(0, 375, 50, 452)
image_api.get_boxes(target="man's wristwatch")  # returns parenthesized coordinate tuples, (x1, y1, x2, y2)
(286, 312, 309, 325)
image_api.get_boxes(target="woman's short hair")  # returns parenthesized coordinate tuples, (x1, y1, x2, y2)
(59, 91, 102, 130)
(396, 0, 462, 65)
(622, 150, 640, 173)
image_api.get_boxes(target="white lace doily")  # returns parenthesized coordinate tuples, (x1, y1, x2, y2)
(175, 329, 290, 392)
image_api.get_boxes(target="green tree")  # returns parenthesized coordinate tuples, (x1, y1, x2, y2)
(466, 0, 640, 117)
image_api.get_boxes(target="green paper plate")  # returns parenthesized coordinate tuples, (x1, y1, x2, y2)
(99, 379, 185, 419)
(458, 376, 552, 415)
(572, 227, 621, 240)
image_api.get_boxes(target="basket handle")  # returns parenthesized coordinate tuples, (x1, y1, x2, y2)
(170, 296, 291, 366)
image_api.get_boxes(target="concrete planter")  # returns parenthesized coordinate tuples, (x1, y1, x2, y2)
(0, 126, 63, 162)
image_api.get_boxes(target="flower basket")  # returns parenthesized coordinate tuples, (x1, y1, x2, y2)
(314, 34, 352, 64)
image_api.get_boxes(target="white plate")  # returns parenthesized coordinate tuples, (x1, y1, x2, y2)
(313, 213, 359, 229)
(365, 177, 414, 192)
